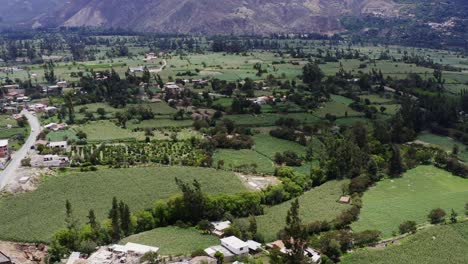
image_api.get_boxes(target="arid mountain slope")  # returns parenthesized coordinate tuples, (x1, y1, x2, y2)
(36, 0, 400, 34)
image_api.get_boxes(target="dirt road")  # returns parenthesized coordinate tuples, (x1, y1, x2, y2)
(0, 110, 41, 190)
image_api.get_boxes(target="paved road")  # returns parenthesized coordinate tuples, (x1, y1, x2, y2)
(0, 110, 41, 190)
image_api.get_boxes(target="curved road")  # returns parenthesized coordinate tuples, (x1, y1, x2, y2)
(0, 110, 41, 190)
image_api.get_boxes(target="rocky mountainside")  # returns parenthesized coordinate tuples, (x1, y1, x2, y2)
(0, 0, 63, 25)
(33, 0, 401, 34)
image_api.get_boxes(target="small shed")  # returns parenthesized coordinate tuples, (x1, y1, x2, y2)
(339, 196, 351, 204)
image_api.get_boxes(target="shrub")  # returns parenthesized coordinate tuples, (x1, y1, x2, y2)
(399, 220, 417, 234)
(353, 230, 381, 247)
(428, 208, 446, 224)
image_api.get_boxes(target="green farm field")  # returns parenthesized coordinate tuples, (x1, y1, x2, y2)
(255, 180, 351, 242)
(253, 134, 307, 159)
(342, 221, 468, 264)
(352, 166, 468, 237)
(0, 166, 246, 242)
(121, 227, 218, 256)
(416, 132, 468, 161)
(213, 149, 274, 174)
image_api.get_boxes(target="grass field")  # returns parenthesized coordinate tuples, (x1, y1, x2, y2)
(359, 94, 394, 104)
(352, 166, 468, 237)
(213, 149, 274, 174)
(315, 95, 362, 118)
(47, 129, 78, 141)
(121, 227, 218, 256)
(0, 166, 246, 242)
(254, 180, 351, 242)
(416, 132, 468, 161)
(342, 221, 468, 264)
(253, 134, 307, 159)
(78, 120, 146, 141)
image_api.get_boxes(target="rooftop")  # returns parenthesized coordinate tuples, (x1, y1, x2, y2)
(220, 236, 248, 249)
(124, 242, 159, 254)
(0, 251, 10, 263)
(0, 139, 8, 147)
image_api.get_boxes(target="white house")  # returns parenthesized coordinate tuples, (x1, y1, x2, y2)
(49, 141, 68, 151)
(211, 220, 231, 236)
(305, 247, 321, 263)
(31, 155, 69, 167)
(220, 236, 249, 256)
(246, 240, 262, 252)
(110, 242, 159, 256)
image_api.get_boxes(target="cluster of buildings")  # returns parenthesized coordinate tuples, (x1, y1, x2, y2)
(31, 140, 70, 168)
(68, 242, 159, 264)
(204, 236, 261, 262)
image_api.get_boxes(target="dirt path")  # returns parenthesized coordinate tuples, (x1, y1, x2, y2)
(149, 59, 167, 73)
(0, 241, 47, 264)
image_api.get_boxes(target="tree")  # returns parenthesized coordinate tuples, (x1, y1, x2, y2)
(450, 209, 458, 224)
(109, 197, 121, 241)
(302, 62, 324, 84)
(197, 220, 213, 234)
(282, 199, 308, 264)
(452, 145, 459, 156)
(63, 91, 75, 123)
(87, 209, 101, 242)
(97, 108, 107, 118)
(389, 145, 404, 177)
(399, 220, 417, 234)
(428, 208, 446, 224)
(76, 130, 87, 140)
(214, 251, 224, 264)
(248, 215, 257, 237)
(65, 200, 78, 230)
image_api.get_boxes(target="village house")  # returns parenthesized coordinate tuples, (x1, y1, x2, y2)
(266, 240, 321, 263)
(48, 141, 69, 151)
(30, 155, 69, 168)
(0, 139, 10, 170)
(164, 83, 184, 94)
(192, 79, 209, 85)
(253, 96, 273, 105)
(211, 220, 231, 236)
(143, 52, 158, 62)
(45, 106, 58, 115)
(0, 139, 9, 158)
(57, 81, 68, 88)
(42, 55, 64, 61)
(86, 243, 159, 264)
(44, 122, 68, 131)
(130, 66, 145, 73)
(205, 236, 253, 261)
(2, 106, 19, 114)
(29, 103, 47, 112)
(43, 85, 63, 95)
(339, 196, 351, 204)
